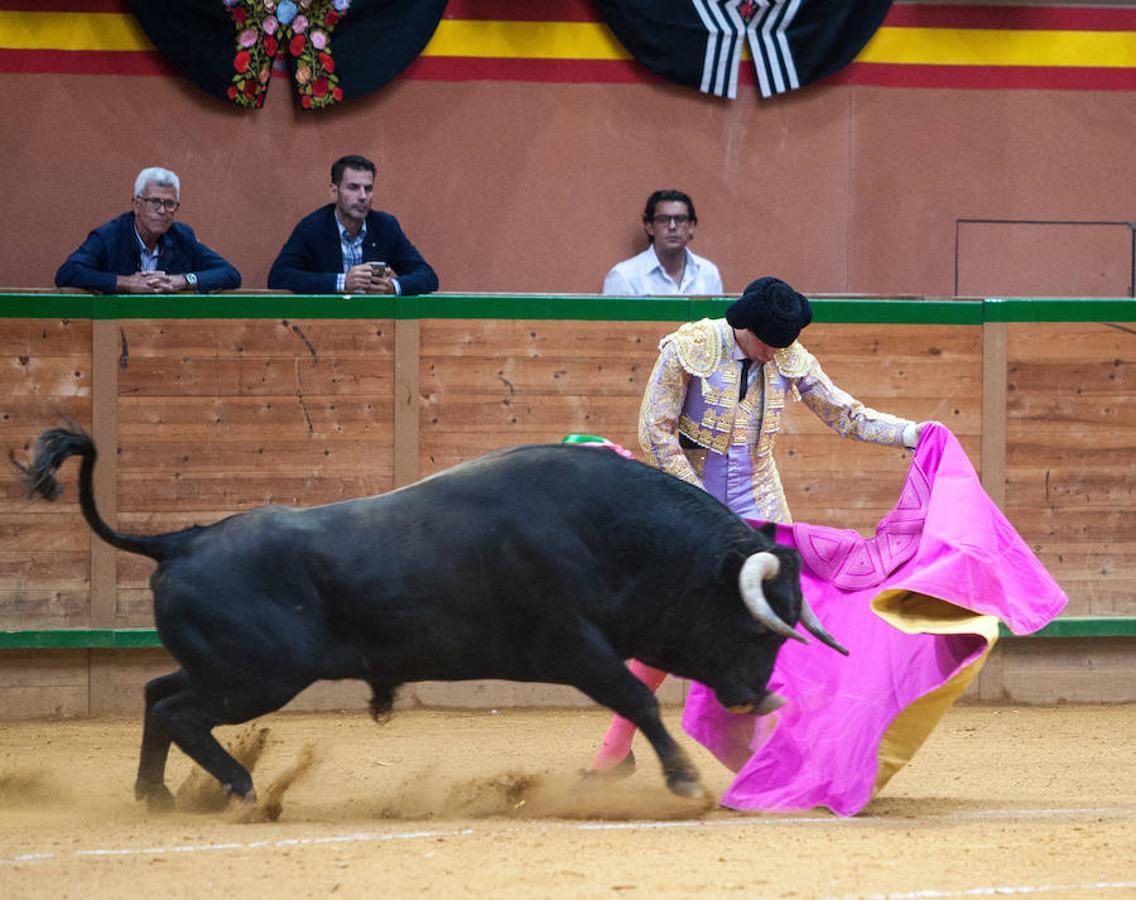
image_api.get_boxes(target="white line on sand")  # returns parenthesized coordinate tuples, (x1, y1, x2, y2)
(2, 805, 1134, 868)
(851, 882, 1136, 898)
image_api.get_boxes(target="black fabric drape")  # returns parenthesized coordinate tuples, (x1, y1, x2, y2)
(127, 0, 447, 109)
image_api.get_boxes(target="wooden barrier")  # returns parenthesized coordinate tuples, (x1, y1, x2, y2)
(0, 293, 1133, 715)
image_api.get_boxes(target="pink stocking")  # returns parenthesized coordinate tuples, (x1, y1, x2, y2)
(590, 659, 668, 771)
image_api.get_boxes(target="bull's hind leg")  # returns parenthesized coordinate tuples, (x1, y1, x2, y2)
(135, 670, 191, 810)
(139, 681, 304, 811)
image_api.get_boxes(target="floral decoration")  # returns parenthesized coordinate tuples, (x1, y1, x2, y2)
(224, 0, 350, 109)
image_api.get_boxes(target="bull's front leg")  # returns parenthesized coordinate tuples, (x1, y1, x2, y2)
(557, 637, 702, 797)
(607, 680, 701, 797)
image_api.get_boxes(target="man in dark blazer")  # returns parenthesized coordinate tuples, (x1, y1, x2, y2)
(55, 167, 240, 294)
(267, 155, 438, 296)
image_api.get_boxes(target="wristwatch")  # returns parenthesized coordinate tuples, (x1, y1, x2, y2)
(184, 272, 198, 291)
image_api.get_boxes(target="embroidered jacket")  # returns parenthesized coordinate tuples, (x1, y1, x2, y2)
(638, 318, 912, 523)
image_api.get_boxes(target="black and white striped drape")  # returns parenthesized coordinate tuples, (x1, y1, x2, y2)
(596, 0, 894, 100)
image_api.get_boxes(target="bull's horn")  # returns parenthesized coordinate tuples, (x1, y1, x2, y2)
(797, 598, 850, 656)
(739, 552, 808, 646)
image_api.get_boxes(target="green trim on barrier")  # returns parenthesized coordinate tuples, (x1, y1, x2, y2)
(0, 293, 1130, 323)
(998, 617, 1136, 639)
(0, 629, 163, 650)
(2, 618, 1134, 650)
(984, 297, 1136, 323)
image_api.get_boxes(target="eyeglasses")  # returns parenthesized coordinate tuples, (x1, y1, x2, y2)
(136, 196, 180, 213)
(652, 214, 691, 227)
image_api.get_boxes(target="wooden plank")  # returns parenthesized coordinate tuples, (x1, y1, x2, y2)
(421, 394, 643, 432)
(0, 317, 91, 355)
(90, 320, 118, 712)
(1007, 392, 1136, 426)
(117, 472, 393, 511)
(393, 318, 420, 488)
(1001, 506, 1136, 543)
(118, 395, 395, 433)
(117, 355, 394, 397)
(117, 437, 394, 471)
(1007, 438, 1136, 464)
(1007, 359, 1136, 393)
(987, 638, 1136, 704)
(0, 651, 90, 718)
(1004, 470, 1134, 507)
(0, 513, 91, 551)
(1043, 581, 1136, 617)
(420, 319, 680, 359)
(423, 357, 652, 397)
(0, 396, 89, 435)
(1006, 322, 1134, 361)
(0, 553, 88, 585)
(3, 355, 91, 398)
(115, 589, 159, 628)
(419, 321, 982, 361)
(981, 322, 1007, 507)
(118, 318, 395, 358)
(0, 590, 94, 628)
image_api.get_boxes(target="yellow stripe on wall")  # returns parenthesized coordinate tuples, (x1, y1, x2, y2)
(421, 20, 629, 60)
(861, 27, 1136, 69)
(0, 12, 152, 51)
(2, 12, 1134, 72)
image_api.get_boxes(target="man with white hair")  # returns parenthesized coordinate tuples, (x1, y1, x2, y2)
(56, 166, 240, 294)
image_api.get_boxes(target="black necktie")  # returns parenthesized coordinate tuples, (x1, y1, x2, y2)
(738, 358, 753, 401)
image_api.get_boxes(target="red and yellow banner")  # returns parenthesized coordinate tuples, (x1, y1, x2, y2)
(1, 0, 1134, 90)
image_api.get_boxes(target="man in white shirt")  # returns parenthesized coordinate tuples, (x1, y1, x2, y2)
(602, 190, 724, 296)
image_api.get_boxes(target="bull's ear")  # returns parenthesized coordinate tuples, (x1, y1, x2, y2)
(757, 521, 777, 542)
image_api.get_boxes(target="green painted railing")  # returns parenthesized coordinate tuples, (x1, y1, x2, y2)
(1, 618, 1134, 651)
(0, 293, 1131, 323)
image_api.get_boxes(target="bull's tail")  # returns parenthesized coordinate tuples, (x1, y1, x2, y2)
(14, 425, 171, 562)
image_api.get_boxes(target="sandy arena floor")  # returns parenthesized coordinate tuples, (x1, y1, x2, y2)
(1, 703, 1134, 898)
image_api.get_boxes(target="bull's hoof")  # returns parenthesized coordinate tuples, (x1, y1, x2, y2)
(580, 750, 636, 781)
(137, 783, 176, 812)
(224, 783, 257, 806)
(666, 776, 702, 799)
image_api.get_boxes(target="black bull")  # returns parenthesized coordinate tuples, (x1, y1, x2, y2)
(18, 426, 847, 808)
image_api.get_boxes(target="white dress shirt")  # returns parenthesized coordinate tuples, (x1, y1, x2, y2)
(602, 245, 723, 296)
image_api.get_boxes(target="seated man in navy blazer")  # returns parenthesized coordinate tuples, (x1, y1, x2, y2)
(267, 154, 438, 296)
(55, 167, 240, 294)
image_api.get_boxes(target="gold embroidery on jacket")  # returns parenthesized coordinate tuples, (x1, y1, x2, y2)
(664, 318, 721, 378)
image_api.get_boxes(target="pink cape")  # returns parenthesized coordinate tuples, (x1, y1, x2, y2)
(681, 423, 1067, 815)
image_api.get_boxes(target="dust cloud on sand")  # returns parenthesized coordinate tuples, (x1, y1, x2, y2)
(167, 720, 713, 823)
(377, 769, 715, 821)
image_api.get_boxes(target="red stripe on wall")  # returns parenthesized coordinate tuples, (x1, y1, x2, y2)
(882, 4, 1136, 31)
(0, 48, 173, 76)
(5, 48, 1136, 94)
(836, 62, 1136, 91)
(442, 0, 601, 22)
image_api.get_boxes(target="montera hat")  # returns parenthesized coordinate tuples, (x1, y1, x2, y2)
(725, 277, 813, 348)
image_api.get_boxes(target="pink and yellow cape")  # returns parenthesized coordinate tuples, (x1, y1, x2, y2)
(682, 423, 1067, 815)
